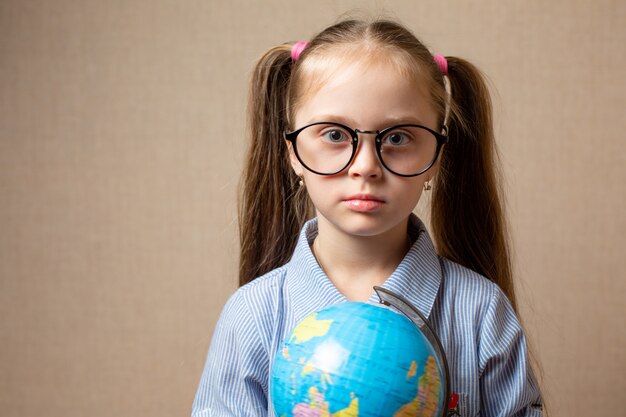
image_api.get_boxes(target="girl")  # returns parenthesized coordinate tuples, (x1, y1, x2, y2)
(192, 19, 543, 417)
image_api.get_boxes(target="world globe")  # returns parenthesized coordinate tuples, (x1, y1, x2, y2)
(270, 288, 449, 417)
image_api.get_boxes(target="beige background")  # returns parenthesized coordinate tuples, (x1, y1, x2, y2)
(1, 1, 624, 416)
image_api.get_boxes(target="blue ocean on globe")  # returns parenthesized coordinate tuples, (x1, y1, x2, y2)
(270, 301, 444, 417)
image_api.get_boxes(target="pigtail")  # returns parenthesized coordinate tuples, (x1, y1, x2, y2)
(431, 57, 517, 311)
(238, 45, 313, 286)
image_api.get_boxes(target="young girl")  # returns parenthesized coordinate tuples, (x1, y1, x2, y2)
(192, 18, 543, 417)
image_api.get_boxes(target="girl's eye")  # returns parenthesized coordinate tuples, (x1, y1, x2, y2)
(322, 129, 349, 143)
(383, 132, 410, 145)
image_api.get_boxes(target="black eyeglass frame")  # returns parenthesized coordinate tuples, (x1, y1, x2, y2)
(284, 121, 448, 177)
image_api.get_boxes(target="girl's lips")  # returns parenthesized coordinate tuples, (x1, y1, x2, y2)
(343, 194, 385, 212)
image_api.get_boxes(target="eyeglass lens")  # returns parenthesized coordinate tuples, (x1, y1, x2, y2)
(293, 123, 438, 176)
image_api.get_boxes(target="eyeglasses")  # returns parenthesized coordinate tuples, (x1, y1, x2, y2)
(285, 122, 448, 177)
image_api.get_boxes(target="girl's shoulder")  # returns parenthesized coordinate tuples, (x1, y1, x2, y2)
(437, 256, 515, 316)
(213, 265, 291, 351)
(226, 264, 290, 315)
(439, 257, 499, 291)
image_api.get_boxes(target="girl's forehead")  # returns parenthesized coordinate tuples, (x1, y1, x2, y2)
(293, 51, 436, 125)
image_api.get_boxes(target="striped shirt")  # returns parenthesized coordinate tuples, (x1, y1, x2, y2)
(192, 215, 543, 417)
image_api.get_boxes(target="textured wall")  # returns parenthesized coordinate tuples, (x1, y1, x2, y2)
(1, 1, 624, 416)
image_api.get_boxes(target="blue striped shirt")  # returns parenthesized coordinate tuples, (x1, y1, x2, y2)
(192, 215, 543, 416)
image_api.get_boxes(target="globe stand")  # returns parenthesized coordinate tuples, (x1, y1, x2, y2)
(374, 286, 450, 417)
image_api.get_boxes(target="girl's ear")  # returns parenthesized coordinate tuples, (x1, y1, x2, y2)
(286, 141, 304, 176)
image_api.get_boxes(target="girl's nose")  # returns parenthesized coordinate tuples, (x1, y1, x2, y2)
(347, 134, 383, 179)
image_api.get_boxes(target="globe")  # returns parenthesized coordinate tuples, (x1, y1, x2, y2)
(270, 300, 447, 417)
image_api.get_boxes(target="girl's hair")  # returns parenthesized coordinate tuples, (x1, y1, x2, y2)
(238, 19, 516, 310)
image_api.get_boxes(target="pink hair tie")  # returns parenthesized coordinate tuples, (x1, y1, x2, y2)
(433, 54, 448, 76)
(291, 41, 308, 61)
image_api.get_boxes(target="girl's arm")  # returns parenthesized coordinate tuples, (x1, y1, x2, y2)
(477, 288, 543, 416)
(191, 293, 269, 417)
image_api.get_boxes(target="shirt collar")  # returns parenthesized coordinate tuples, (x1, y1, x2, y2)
(284, 214, 443, 324)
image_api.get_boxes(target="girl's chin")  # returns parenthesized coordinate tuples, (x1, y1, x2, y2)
(317, 214, 408, 240)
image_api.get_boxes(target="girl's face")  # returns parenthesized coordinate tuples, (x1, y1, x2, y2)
(290, 56, 439, 240)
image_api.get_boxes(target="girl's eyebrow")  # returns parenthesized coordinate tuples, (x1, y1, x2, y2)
(306, 114, 428, 127)
(305, 114, 355, 125)
(380, 115, 429, 126)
